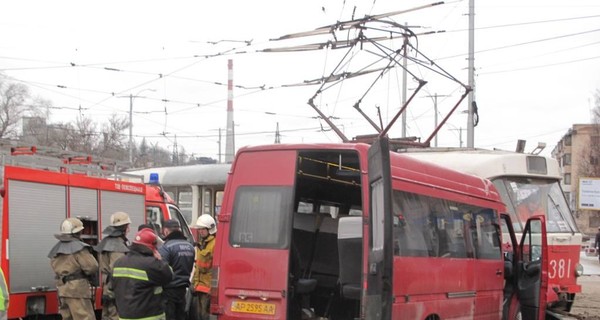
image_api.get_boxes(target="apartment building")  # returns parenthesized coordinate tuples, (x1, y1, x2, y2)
(552, 123, 600, 235)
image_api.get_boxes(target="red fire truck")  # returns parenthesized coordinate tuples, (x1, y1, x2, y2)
(143, 173, 195, 242)
(210, 138, 549, 320)
(0, 147, 190, 318)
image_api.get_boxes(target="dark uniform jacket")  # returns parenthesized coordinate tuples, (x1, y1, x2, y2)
(112, 243, 173, 320)
(158, 230, 195, 288)
(48, 234, 99, 298)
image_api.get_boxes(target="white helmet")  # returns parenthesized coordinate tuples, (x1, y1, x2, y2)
(110, 211, 132, 226)
(61, 218, 84, 234)
(195, 215, 217, 235)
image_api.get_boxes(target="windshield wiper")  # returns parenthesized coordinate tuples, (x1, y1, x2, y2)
(547, 193, 576, 235)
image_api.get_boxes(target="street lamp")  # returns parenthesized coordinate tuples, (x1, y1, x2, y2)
(120, 88, 155, 164)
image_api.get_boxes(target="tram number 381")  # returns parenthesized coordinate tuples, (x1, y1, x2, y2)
(548, 259, 573, 279)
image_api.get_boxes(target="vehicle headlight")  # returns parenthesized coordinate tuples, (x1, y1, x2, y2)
(575, 263, 584, 277)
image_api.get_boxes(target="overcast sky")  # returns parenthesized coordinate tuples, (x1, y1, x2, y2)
(1, 0, 599, 159)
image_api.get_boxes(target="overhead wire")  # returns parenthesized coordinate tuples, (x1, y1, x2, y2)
(4, 5, 600, 154)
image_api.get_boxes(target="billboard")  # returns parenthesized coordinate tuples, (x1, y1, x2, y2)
(578, 177, 600, 210)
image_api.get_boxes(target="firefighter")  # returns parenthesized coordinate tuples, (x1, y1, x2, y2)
(48, 217, 99, 320)
(94, 211, 131, 320)
(0, 268, 8, 320)
(159, 219, 195, 320)
(192, 214, 217, 320)
(112, 228, 173, 320)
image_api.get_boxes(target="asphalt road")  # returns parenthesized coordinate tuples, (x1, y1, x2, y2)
(580, 252, 600, 276)
(569, 253, 600, 319)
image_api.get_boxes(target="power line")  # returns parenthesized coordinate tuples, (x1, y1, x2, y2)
(444, 14, 600, 33)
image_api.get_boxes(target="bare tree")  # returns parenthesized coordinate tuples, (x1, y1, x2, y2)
(66, 116, 99, 154)
(0, 78, 38, 138)
(578, 90, 600, 178)
(98, 114, 128, 160)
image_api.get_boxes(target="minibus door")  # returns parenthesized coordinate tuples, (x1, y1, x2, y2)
(366, 137, 394, 320)
(518, 215, 548, 320)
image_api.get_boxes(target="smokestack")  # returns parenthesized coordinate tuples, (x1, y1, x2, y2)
(225, 59, 235, 163)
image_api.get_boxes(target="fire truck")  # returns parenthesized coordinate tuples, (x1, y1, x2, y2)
(0, 146, 189, 318)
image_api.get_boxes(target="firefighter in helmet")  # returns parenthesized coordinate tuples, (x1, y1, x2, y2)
(48, 217, 99, 320)
(94, 212, 131, 320)
(111, 228, 173, 320)
(191, 214, 217, 320)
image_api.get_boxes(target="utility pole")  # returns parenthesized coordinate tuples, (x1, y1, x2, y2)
(449, 127, 464, 148)
(466, 0, 476, 147)
(129, 94, 133, 163)
(120, 89, 155, 164)
(424, 93, 449, 147)
(274, 122, 281, 144)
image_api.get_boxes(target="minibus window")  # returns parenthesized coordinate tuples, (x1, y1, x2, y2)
(470, 209, 502, 260)
(230, 186, 293, 249)
(392, 190, 500, 260)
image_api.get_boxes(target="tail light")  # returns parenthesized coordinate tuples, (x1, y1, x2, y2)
(209, 266, 223, 315)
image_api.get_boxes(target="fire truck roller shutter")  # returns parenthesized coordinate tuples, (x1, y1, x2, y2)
(8, 180, 66, 292)
(70, 186, 99, 227)
(100, 191, 145, 237)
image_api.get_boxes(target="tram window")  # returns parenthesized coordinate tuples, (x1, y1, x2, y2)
(492, 179, 522, 232)
(203, 189, 213, 215)
(215, 191, 224, 215)
(526, 156, 547, 175)
(178, 190, 193, 224)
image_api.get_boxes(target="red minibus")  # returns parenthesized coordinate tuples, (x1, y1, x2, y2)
(210, 138, 548, 320)
(404, 148, 582, 312)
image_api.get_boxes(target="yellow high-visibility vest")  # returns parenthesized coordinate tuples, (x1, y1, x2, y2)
(0, 268, 8, 311)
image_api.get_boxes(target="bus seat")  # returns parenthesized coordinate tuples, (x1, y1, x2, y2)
(337, 216, 362, 300)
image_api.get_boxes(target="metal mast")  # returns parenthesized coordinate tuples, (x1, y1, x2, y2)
(466, 0, 475, 147)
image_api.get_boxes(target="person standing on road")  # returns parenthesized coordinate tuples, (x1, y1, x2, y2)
(159, 219, 195, 320)
(192, 215, 217, 320)
(94, 212, 131, 320)
(48, 218, 99, 320)
(112, 228, 173, 320)
(595, 226, 600, 263)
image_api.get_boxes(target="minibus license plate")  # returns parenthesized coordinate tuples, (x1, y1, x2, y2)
(231, 301, 276, 315)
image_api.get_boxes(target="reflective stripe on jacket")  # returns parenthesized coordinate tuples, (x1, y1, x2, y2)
(112, 244, 173, 320)
(192, 235, 215, 293)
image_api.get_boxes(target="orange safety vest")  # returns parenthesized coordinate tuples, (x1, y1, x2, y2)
(193, 235, 215, 293)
